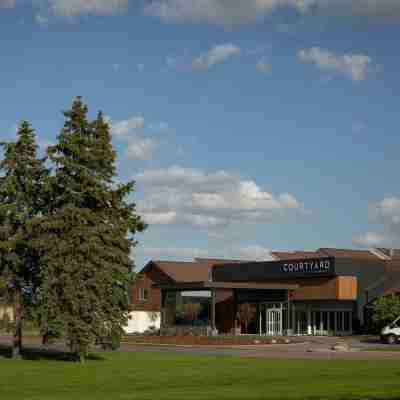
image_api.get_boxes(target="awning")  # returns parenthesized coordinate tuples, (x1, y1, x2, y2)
(153, 281, 299, 291)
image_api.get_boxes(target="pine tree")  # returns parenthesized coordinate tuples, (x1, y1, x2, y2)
(31, 97, 145, 362)
(0, 121, 48, 358)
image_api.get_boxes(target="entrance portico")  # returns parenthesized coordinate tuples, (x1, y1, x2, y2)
(155, 282, 298, 336)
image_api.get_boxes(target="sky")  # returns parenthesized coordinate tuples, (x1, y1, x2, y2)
(1, 0, 400, 269)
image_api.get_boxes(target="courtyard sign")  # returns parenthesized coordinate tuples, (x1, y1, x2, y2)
(281, 259, 332, 275)
(212, 257, 336, 282)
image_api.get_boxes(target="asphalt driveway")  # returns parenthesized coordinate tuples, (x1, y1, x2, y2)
(1, 334, 400, 361)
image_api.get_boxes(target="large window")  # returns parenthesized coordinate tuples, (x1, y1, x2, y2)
(139, 288, 148, 302)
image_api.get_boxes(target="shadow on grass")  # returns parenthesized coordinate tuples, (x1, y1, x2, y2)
(0, 344, 106, 362)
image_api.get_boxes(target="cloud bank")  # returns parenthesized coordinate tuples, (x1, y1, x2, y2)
(135, 165, 302, 230)
(353, 197, 400, 247)
(144, 0, 400, 24)
(48, 0, 128, 17)
(139, 244, 274, 261)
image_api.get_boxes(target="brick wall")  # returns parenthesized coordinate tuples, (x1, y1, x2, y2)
(130, 268, 170, 312)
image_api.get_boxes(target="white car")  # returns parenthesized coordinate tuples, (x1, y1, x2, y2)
(381, 316, 400, 344)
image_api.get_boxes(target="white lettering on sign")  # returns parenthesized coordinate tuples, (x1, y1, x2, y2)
(282, 260, 331, 274)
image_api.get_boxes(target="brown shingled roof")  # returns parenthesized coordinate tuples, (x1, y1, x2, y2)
(318, 248, 379, 260)
(271, 251, 326, 260)
(377, 248, 400, 260)
(383, 261, 400, 296)
(194, 258, 251, 264)
(146, 259, 249, 283)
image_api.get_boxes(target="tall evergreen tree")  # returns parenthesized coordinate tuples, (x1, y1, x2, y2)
(31, 97, 145, 362)
(0, 121, 48, 358)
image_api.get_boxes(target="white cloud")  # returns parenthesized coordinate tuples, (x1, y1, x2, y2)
(109, 116, 145, 138)
(135, 165, 302, 229)
(370, 197, 400, 225)
(229, 245, 274, 261)
(355, 196, 400, 247)
(144, 0, 313, 24)
(144, 1, 400, 24)
(6, 0, 400, 24)
(48, 0, 128, 17)
(142, 211, 178, 225)
(0, 0, 15, 8)
(256, 57, 272, 73)
(192, 44, 241, 70)
(298, 47, 372, 81)
(353, 232, 386, 247)
(139, 244, 273, 261)
(315, 0, 400, 22)
(126, 136, 157, 160)
(140, 246, 209, 260)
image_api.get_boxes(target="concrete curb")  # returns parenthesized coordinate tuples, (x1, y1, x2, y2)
(119, 341, 308, 349)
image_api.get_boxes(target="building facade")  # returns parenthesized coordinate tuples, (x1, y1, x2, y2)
(128, 248, 400, 336)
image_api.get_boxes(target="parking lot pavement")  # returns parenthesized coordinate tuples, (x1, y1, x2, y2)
(118, 338, 400, 361)
(1, 335, 400, 361)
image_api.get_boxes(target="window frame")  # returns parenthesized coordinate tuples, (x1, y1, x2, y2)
(139, 287, 148, 302)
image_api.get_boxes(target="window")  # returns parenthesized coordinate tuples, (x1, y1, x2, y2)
(139, 288, 148, 302)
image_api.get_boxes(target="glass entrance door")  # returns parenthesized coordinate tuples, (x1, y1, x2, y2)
(265, 304, 283, 336)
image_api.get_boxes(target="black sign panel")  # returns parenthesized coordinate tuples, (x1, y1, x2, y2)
(212, 257, 335, 282)
(281, 258, 333, 276)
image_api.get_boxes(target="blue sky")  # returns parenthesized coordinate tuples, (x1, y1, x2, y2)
(1, 1, 400, 269)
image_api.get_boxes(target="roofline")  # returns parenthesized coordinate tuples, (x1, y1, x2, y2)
(153, 281, 299, 290)
(137, 260, 177, 283)
(370, 248, 392, 261)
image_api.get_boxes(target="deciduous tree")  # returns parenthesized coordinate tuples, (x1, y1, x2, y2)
(372, 295, 400, 329)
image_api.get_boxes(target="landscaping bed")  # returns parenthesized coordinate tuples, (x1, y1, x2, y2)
(122, 335, 299, 346)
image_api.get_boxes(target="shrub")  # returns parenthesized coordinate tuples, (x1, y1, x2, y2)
(372, 295, 400, 330)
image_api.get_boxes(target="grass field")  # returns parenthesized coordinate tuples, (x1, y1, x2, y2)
(362, 347, 400, 351)
(1, 352, 400, 400)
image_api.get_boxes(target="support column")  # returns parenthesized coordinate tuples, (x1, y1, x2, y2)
(342, 311, 345, 335)
(334, 311, 337, 335)
(320, 311, 323, 335)
(307, 308, 312, 335)
(291, 303, 296, 335)
(287, 291, 290, 336)
(349, 312, 353, 334)
(327, 311, 330, 334)
(210, 288, 216, 334)
(312, 311, 316, 336)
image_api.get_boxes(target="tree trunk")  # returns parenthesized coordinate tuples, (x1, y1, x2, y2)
(78, 352, 85, 364)
(12, 288, 23, 359)
(77, 343, 87, 364)
(42, 331, 48, 346)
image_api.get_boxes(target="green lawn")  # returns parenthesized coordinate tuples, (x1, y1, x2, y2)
(1, 352, 400, 400)
(362, 347, 400, 351)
